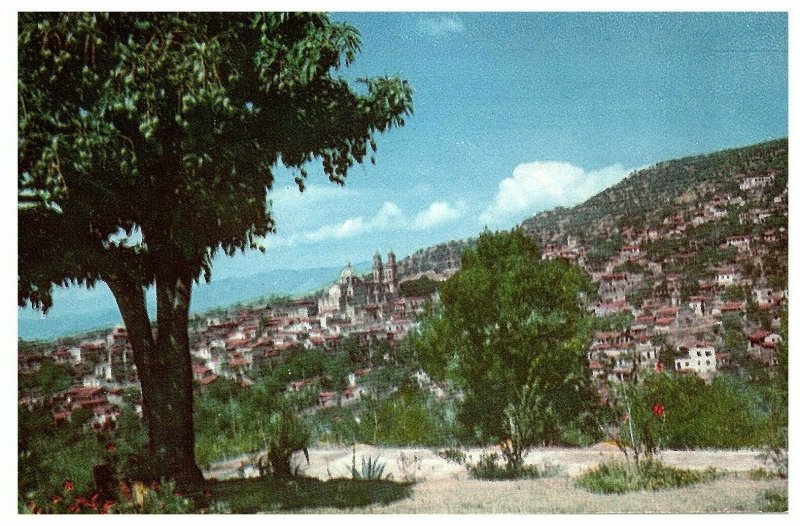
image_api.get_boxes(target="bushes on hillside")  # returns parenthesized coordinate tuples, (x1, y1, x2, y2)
(611, 372, 772, 452)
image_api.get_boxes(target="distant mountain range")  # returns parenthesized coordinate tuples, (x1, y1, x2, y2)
(18, 264, 368, 341)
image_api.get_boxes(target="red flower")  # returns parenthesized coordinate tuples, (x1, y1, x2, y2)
(101, 500, 115, 514)
(63, 480, 74, 491)
(651, 403, 665, 417)
(50, 495, 62, 505)
(105, 442, 116, 453)
(150, 481, 160, 491)
(67, 503, 80, 513)
(26, 500, 36, 510)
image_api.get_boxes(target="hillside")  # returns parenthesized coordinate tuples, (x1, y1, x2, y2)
(520, 138, 787, 247)
(397, 138, 788, 283)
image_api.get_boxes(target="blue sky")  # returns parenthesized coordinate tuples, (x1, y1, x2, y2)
(219, 11, 788, 278)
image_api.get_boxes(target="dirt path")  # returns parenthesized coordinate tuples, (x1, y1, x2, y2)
(318, 476, 787, 514)
(205, 444, 785, 513)
(206, 443, 771, 481)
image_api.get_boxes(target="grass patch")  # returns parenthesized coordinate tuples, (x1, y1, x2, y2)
(757, 491, 788, 513)
(575, 459, 722, 494)
(205, 476, 412, 513)
(467, 452, 562, 481)
(747, 468, 780, 481)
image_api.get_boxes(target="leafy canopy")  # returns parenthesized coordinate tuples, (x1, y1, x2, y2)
(19, 13, 413, 309)
(413, 228, 596, 444)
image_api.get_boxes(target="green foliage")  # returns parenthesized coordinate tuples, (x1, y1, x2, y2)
(612, 373, 772, 450)
(19, 12, 413, 311)
(22, 479, 192, 515)
(310, 386, 459, 447)
(747, 468, 780, 481)
(18, 403, 157, 508)
(193, 373, 319, 467)
(467, 452, 561, 480)
(438, 447, 467, 465)
(612, 261, 646, 275)
(757, 491, 788, 513)
(19, 360, 75, 397)
(264, 411, 311, 478)
(412, 228, 596, 445)
(575, 459, 721, 494)
(206, 477, 412, 513)
(587, 312, 634, 333)
(721, 285, 746, 302)
(501, 382, 548, 469)
(350, 453, 389, 481)
(398, 275, 438, 297)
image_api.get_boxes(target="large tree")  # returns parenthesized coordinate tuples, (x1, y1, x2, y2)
(18, 13, 412, 486)
(413, 228, 596, 446)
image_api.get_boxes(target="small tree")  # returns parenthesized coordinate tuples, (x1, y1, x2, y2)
(412, 228, 596, 445)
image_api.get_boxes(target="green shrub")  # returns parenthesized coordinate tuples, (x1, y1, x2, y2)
(576, 459, 722, 494)
(467, 452, 561, 481)
(438, 447, 467, 465)
(264, 412, 311, 478)
(747, 468, 779, 481)
(758, 491, 788, 513)
(609, 373, 772, 452)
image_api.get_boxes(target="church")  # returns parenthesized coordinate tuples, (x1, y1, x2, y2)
(318, 251, 399, 319)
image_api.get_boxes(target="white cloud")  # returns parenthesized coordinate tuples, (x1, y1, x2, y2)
(479, 161, 631, 226)
(302, 217, 367, 243)
(261, 199, 463, 248)
(373, 202, 405, 228)
(417, 15, 464, 37)
(412, 201, 462, 230)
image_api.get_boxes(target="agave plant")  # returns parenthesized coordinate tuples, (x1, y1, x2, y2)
(349, 447, 390, 480)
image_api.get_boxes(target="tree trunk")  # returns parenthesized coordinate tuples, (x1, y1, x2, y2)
(107, 268, 204, 488)
(106, 273, 158, 448)
(151, 266, 204, 486)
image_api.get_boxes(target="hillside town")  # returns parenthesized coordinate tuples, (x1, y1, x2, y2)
(18, 154, 788, 435)
(18, 251, 446, 431)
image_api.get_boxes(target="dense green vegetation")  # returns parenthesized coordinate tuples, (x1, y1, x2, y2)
(18, 362, 75, 398)
(613, 372, 775, 451)
(398, 275, 439, 298)
(407, 229, 600, 451)
(575, 459, 722, 494)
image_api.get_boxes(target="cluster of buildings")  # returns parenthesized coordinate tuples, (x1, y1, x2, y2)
(18, 326, 136, 432)
(18, 250, 445, 428)
(18, 165, 788, 426)
(541, 170, 788, 391)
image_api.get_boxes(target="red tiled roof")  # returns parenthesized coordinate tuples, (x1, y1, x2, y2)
(749, 329, 771, 342)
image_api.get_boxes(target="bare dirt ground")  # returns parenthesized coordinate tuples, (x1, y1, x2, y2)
(205, 443, 788, 513)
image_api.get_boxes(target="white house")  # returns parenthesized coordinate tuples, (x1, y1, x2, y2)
(675, 343, 716, 379)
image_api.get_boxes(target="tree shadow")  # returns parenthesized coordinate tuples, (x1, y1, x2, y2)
(204, 476, 413, 513)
